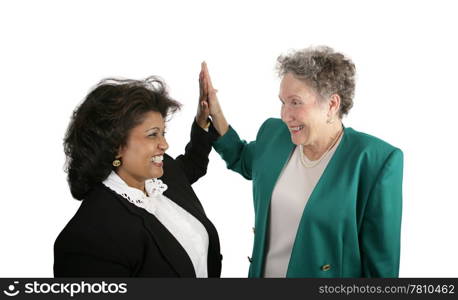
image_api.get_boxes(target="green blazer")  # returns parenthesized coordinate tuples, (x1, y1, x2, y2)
(213, 118, 403, 278)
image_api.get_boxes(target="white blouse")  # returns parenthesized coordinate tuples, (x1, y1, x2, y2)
(102, 171, 209, 277)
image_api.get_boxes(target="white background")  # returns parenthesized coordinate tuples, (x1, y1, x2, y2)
(1, 0, 457, 277)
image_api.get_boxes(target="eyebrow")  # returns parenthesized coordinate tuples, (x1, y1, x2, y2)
(144, 127, 162, 132)
(279, 95, 301, 101)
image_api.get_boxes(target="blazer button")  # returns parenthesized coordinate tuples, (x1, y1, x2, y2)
(247, 256, 252, 263)
(321, 264, 331, 271)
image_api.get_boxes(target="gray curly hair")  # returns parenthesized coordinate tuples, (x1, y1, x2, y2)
(277, 46, 356, 118)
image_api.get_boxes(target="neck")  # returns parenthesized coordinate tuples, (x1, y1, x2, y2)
(302, 122, 343, 160)
(115, 170, 146, 194)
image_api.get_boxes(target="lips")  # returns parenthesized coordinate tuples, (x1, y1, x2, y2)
(151, 155, 163, 163)
(151, 155, 164, 167)
(289, 125, 304, 134)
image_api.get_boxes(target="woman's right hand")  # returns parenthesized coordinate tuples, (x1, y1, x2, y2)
(200, 62, 229, 135)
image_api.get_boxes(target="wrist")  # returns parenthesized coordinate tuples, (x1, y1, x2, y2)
(210, 110, 224, 120)
(196, 116, 211, 130)
(210, 114, 229, 136)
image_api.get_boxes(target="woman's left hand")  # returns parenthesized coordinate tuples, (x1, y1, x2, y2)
(196, 65, 210, 129)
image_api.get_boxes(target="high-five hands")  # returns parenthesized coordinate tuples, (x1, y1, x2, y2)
(197, 62, 229, 135)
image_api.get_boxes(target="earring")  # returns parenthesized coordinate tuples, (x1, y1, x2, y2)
(112, 159, 121, 167)
(326, 116, 334, 124)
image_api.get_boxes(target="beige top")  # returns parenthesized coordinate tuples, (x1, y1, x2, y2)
(263, 135, 342, 277)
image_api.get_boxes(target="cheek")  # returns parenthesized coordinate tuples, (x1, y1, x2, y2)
(281, 106, 299, 121)
(123, 152, 142, 169)
(123, 144, 151, 165)
(293, 108, 309, 124)
(303, 104, 325, 122)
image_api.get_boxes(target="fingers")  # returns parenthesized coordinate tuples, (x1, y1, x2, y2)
(199, 70, 204, 101)
(199, 67, 209, 104)
(201, 62, 220, 116)
(201, 62, 208, 92)
(201, 99, 209, 113)
(202, 61, 215, 91)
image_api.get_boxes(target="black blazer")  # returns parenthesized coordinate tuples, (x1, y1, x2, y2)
(54, 121, 222, 277)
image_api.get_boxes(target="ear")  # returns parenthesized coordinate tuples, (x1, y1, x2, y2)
(328, 93, 341, 118)
(116, 146, 123, 159)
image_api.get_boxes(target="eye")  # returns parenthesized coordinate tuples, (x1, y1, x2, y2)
(292, 99, 302, 106)
(148, 132, 158, 138)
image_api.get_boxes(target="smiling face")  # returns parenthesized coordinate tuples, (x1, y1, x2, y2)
(116, 111, 168, 190)
(279, 73, 330, 146)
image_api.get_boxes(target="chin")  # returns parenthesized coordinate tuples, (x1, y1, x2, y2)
(290, 134, 307, 146)
(153, 172, 164, 178)
(151, 169, 164, 179)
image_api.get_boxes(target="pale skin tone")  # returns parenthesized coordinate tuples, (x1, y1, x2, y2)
(116, 76, 210, 193)
(279, 73, 343, 160)
(200, 63, 343, 160)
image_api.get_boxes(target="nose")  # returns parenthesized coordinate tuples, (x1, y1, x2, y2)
(158, 136, 169, 151)
(281, 104, 294, 123)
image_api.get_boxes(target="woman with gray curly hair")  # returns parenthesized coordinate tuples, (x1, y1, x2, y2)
(199, 46, 403, 278)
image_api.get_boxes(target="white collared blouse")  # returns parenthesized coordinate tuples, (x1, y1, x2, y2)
(103, 171, 209, 277)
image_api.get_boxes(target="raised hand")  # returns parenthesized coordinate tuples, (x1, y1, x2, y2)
(201, 62, 223, 117)
(200, 61, 229, 135)
(196, 65, 210, 129)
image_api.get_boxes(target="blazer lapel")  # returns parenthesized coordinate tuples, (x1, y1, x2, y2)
(286, 126, 349, 276)
(161, 154, 208, 221)
(250, 123, 295, 277)
(113, 191, 196, 277)
(161, 174, 222, 277)
(162, 183, 206, 224)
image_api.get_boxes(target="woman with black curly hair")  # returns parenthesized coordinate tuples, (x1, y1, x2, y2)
(54, 68, 222, 277)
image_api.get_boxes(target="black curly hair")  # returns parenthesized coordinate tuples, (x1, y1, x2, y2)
(64, 76, 181, 200)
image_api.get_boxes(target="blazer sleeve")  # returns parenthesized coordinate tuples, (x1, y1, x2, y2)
(212, 121, 269, 180)
(54, 229, 132, 277)
(54, 252, 131, 277)
(360, 148, 404, 277)
(174, 119, 219, 185)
